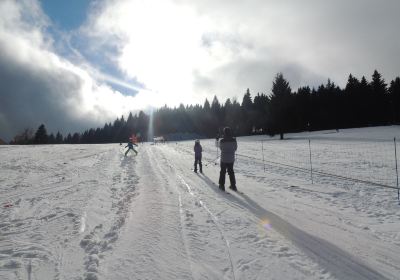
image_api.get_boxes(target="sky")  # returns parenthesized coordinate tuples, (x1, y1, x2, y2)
(1, 0, 400, 141)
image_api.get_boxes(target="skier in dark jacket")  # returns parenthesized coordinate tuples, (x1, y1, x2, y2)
(125, 140, 138, 156)
(217, 127, 237, 191)
(194, 139, 203, 173)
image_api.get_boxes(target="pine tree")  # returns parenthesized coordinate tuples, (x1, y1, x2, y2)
(137, 111, 149, 141)
(370, 70, 389, 124)
(293, 87, 311, 131)
(34, 124, 48, 144)
(389, 77, 400, 123)
(72, 133, 80, 144)
(345, 74, 361, 127)
(240, 88, 254, 135)
(371, 70, 387, 96)
(211, 95, 222, 135)
(223, 98, 235, 133)
(241, 89, 252, 109)
(253, 93, 270, 133)
(269, 73, 293, 139)
(125, 112, 136, 140)
(55, 132, 63, 144)
(48, 133, 56, 144)
(358, 76, 373, 126)
(65, 133, 72, 144)
(202, 99, 213, 137)
(203, 99, 211, 111)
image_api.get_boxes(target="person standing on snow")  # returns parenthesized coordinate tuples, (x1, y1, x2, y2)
(217, 127, 237, 191)
(194, 139, 203, 173)
(125, 140, 138, 156)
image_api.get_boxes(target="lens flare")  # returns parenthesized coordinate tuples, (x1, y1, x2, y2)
(260, 218, 272, 232)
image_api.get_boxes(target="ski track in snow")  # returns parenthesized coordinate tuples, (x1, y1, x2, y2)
(78, 151, 139, 280)
(0, 145, 141, 280)
(153, 146, 334, 280)
(166, 137, 400, 279)
(177, 172, 237, 280)
(1, 127, 400, 279)
(99, 146, 194, 280)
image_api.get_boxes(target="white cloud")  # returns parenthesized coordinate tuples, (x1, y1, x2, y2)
(85, 0, 325, 103)
(87, 0, 400, 102)
(0, 0, 147, 140)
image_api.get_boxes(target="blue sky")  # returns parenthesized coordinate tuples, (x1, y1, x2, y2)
(40, 0, 142, 97)
(40, 0, 91, 30)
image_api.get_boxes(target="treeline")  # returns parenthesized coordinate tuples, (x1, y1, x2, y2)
(11, 70, 400, 144)
(154, 70, 400, 138)
(10, 111, 149, 144)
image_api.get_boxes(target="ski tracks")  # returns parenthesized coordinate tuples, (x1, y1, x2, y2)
(177, 174, 237, 280)
(100, 146, 194, 280)
(157, 144, 392, 280)
(154, 146, 327, 280)
(78, 150, 139, 280)
(143, 146, 241, 280)
(0, 145, 112, 280)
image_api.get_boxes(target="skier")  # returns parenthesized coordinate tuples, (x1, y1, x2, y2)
(194, 139, 203, 173)
(125, 140, 138, 156)
(217, 127, 237, 191)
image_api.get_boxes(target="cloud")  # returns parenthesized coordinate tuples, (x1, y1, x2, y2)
(1, 0, 400, 141)
(0, 0, 150, 141)
(180, 0, 400, 85)
(87, 0, 400, 100)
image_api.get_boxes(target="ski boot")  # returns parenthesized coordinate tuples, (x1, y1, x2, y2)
(229, 185, 237, 192)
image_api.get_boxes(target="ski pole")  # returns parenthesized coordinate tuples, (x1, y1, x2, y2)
(205, 155, 220, 166)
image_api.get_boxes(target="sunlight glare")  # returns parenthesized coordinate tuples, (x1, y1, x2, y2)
(113, 0, 210, 107)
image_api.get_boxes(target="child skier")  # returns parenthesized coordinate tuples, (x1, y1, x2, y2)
(125, 140, 138, 156)
(194, 139, 203, 173)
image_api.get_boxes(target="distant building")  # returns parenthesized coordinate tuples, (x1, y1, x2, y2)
(0, 138, 7, 145)
(153, 136, 165, 144)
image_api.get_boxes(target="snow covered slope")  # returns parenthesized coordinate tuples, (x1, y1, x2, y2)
(1, 127, 399, 279)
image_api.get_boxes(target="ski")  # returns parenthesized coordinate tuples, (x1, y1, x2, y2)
(227, 186, 244, 195)
(190, 170, 232, 194)
(231, 190, 244, 195)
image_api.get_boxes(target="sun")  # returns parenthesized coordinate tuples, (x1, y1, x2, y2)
(100, 0, 214, 108)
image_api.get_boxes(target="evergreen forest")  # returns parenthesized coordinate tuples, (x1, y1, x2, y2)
(10, 70, 400, 144)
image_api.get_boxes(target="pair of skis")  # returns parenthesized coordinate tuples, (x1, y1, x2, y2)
(219, 186, 243, 195)
(192, 169, 243, 194)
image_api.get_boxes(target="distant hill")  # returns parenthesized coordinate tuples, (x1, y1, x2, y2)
(0, 138, 7, 145)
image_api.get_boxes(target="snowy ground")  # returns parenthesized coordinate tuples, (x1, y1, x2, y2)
(1, 126, 400, 280)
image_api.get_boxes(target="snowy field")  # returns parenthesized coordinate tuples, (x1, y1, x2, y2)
(1, 126, 400, 280)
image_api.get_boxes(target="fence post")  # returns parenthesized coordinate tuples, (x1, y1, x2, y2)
(217, 139, 219, 161)
(261, 140, 266, 172)
(394, 137, 399, 201)
(309, 139, 314, 184)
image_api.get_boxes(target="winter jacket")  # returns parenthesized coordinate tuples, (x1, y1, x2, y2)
(126, 142, 137, 149)
(194, 143, 202, 158)
(218, 137, 237, 163)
